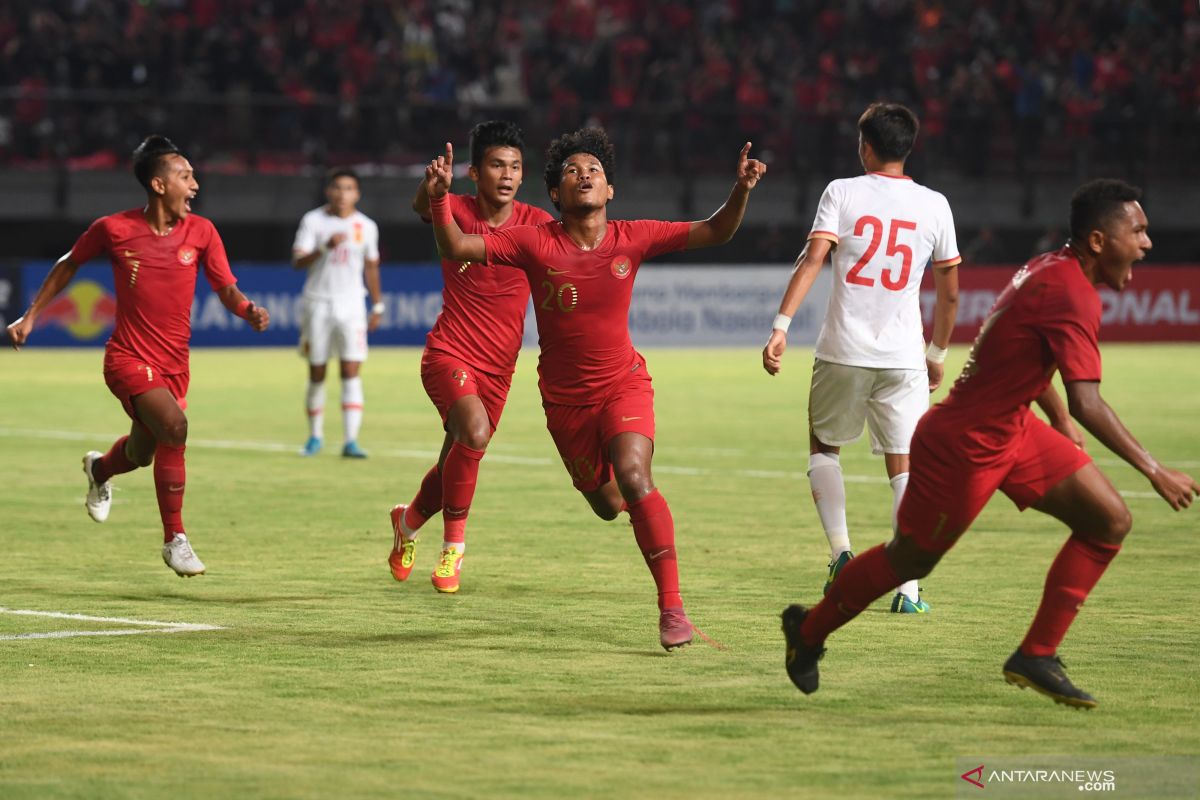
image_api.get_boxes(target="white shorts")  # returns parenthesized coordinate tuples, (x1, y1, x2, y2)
(808, 359, 928, 455)
(300, 297, 368, 365)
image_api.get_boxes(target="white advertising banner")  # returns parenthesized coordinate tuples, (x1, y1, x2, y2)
(523, 265, 829, 348)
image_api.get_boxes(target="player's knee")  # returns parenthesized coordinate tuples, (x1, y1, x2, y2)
(592, 502, 621, 522)
(1100, 505, 1133, 543)
(454, 420, 492, 452)
(160, 416, 188, 448)
(614, 467, 653, 502)
(886, 536, 940, 580)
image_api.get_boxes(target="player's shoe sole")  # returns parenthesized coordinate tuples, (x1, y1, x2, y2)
(781, 604, 825, 694)
(823, 550, 853, 596)
(1002, 649, 1097, 710)
(388, 504, 417, 582)
(82, 451, 112, 523)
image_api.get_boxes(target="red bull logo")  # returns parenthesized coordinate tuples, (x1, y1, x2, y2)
(36, 280, 117, 341)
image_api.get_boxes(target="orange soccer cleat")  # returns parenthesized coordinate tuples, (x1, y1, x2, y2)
(388, 504, 417, 582)
(431, 545, 464, 593)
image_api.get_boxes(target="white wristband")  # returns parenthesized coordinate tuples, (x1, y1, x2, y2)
(371, 301, 385, 316)
(925, 343, 948, 364)
(772, 313, 792, 333)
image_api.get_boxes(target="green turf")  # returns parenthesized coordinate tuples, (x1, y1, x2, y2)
(1, 345, 1197, 799)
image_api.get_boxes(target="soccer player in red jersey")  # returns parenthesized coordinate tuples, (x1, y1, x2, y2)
(422, 127, 766, 648)
(388, 120, 553, 594)
(781, 179, 1199, 707)
(5, 135, 270, 577)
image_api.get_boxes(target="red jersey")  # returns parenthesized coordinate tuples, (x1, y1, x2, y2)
(483, 219, 691, 405)
(69, 209, 237, 374)
(934, 247, 1103, 448)
(424, 194, 554, 375)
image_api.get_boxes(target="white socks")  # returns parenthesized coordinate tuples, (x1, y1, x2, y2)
(306, 380, 325, 439)
(890, 471, 920, 602)
(342, 377, 363, 443)
(808, 452, 851, 558)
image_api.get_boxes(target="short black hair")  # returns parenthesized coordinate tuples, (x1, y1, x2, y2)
(469, 120, 526, 168)
(1069, 179, 1142, 244)
(858, 103, 919, 162)
(132, 135, 183, 190)
(543, 127, 616, 208)
(325, 167, 361, 188)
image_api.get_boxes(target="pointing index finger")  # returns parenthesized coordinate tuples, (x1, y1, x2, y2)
(739, 142, 752, 161)
(444, 142, 454, 167)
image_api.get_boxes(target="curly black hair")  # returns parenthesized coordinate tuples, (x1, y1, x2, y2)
(1069, 179, 1142, 245)
(469, 120, 527, 168)
(543, 127, 615, 208)
(132, 134, 183, 190)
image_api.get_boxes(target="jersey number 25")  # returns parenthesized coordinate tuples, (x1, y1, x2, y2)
(845, 216, 917, 291)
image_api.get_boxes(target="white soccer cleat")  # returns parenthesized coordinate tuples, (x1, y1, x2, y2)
(162, 533, 206, 577)
(82, 451, 112, 522)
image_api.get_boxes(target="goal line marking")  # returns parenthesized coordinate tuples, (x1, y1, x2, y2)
(0, 607, 225, 641)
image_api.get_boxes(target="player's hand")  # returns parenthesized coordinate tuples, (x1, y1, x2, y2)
(328, 233, 348, 249)
(368, 311, 382, 333)
(1052, 416, 1086, 451)
(6, 314, 34, 351)
(736, 142, 767, 190)
(1148, 466, 1199, 511)
(762, 329, 787, 375)
(247, 304, 270, 332)
(425, 142, 453, 198)
(926, 359, 945, 392)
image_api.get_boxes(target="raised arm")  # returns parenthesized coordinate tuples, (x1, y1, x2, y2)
(1065, 380, 1197, 510)
(412, 178, 432, 220)
(426, 142, 487, 263)
(5, 252, 83, 350)
(217, 283, 270, 332)
(687, 142, 767, 250)
(925, 265, 959, 390)
(761, 238, 833, 375)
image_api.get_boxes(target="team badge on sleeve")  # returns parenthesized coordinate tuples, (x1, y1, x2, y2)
(177, 246, 197, 266)
(611, 256, 631, 279)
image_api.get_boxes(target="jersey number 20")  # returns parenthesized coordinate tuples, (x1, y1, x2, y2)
(846, 216, 917, 291)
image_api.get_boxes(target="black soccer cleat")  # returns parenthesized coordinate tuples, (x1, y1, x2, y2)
(1002, 649, 1098, 710)
(781, 604, 825, 695)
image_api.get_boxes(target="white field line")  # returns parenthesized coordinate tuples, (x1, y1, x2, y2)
(0, 607, 224, 641)
(0, 427, 1183, 498)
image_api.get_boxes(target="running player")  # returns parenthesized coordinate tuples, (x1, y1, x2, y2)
(762, 103, 962, 613)
(422, 128, 766, 648)
(388, 120, 553, 593)
(293, 168, 382, 458)
(782, 179, 1198, 707)
(5, 135, 271, 576)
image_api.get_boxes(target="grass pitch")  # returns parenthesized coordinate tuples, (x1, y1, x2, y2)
(1, 345, 1198, 799)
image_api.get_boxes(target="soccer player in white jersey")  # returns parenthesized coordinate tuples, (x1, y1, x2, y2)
(293, 167, 383, 458)
(763, 102, 961, 613)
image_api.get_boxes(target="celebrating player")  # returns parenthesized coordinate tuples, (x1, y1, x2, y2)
(762, 103, 962, 613)
(422, 127, 766, 648)
(293, 168, 382, 458)
(782, 179, 1199, 707)
(388, 120, 553, 593)
(5, 135, 270, 576)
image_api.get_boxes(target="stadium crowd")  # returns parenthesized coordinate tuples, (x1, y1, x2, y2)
(1, 0, 1196, 175)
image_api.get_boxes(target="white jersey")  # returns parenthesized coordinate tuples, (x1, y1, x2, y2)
(293, 207, 380, 301)
(808, 173, 960, 370)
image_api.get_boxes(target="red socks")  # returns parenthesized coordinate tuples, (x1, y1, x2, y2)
(93, 436, 137, 485)
(628, 489, 682, 610)
(440, 443, 485, 544)
(1021, 533, 1121, 657)
(153, 443, 186, 542)
(800, 543, 899, 647)
(404, 465, 444, 531)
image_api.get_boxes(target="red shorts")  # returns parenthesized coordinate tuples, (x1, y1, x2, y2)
(543, 365, 655, 492)
(103, 356, 189, 424)
(897, 409, 1091, 553)
(420, 348, 513, 431)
